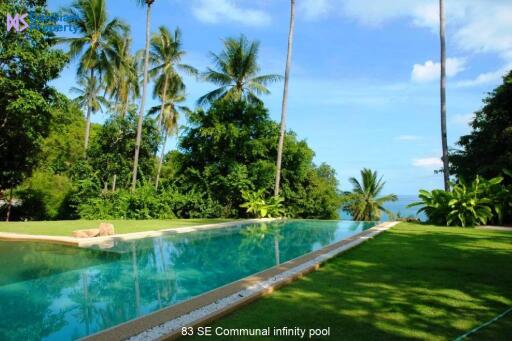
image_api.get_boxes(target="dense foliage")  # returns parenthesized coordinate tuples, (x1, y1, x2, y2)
(450, 71, 512, 182)
(174, 100, 343, 219)
(409, 175, 512, 227)
(0, 0, 67, 192)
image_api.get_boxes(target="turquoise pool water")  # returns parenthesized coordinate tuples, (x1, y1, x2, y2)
(0, 220, 375, 340)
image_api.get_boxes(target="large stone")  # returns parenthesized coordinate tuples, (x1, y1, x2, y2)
(98, 223, 115, 236)
(72, 229, 100, 238)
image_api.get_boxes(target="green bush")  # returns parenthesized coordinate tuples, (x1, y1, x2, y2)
(77, 183, 223, 219)
(16, 170, 74, 220)
(240, 189, 285, 218)
(409, 175, 511, 227)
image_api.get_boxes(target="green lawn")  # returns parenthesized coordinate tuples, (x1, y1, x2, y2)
(192, 223, 512, 340)
(0, 219, 232, 236)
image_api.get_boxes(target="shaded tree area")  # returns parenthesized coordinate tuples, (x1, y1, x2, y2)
(0, 0, 68, 219)
(450, 71, 512, 182)
(175, 100, 343, 219)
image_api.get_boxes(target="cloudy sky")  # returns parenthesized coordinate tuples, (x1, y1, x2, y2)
(48, 0, 512, 194)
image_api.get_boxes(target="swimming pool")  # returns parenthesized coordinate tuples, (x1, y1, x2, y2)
(0, 220, 375, 340)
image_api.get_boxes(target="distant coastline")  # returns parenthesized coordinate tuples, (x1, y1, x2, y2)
(340, 195, 426, 221)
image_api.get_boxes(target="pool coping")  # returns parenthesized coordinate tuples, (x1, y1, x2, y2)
(0, 218, 276, 247)
(82, 221, 399, 341)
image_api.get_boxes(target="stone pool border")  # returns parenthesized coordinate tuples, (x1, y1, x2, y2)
(83, 221, 399, 341)
(0, 218, 275, 247)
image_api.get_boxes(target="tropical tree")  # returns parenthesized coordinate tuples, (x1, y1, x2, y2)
(198, 35, 282, 106)
(0, 0, 68, 221)
(344, 169, 398, 221)
(439, 0, 449, 190)
(274, 0, 296, 197)
(149, 26, 197, 128)
(149, 77, 189, 189)
(132, 0, 156, 192)
(61, 0, 128, 150)
(70, 75, 108, 152)
(104, 32, 139, 118)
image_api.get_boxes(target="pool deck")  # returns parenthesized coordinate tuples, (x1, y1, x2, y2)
(83, 221, 399, 341)
(0, 218, 276, 248)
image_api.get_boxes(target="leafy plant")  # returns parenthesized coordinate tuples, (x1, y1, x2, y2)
(409, 175, 508, 227)
(240, 189, 284, 218)
(408, 189, 452, 226)
(446, 177, 493, 227)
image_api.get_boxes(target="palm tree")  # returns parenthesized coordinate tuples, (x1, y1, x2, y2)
(274, 0, 296, 197)
(61, 0, 128, 150)
(344, 168, 398, 221)
(149, 26, 197, 128)
(131, 0, 156, 192)
(439, 0, 449, 191)
(105, 32, 140, 118)
(71, 75, 109, 153)
(149, 76, 189, 189)
(198, 35, 282, 106)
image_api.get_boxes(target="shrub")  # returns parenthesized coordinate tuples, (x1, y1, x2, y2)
(77, 183, 223, 219)
(409, 175, 510, 227)
(240, 189, 285, 218)
(16, 170, 74, 220)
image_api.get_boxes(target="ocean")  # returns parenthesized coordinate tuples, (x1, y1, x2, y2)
(339, 195, 426, 222)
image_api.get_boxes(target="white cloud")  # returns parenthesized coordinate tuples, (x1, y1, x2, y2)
(455, 65, 512, 87)
(397, 135, 422, 141)
(299, 0, 331, 20)
(305, 0, 512, 75)
(413, 157, 443, 168)
(411, 58, 466, 83)
(451, 113, 474, 126)
(192, 0, 271, 27)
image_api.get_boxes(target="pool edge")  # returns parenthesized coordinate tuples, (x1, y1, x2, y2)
(83, 221, 399, 341)
(0, 218, 277, 247)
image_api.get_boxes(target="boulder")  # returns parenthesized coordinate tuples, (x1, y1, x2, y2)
(72, 229, 100, 238)
(98, 223, 115, 236)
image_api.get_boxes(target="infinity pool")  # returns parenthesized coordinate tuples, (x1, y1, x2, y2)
(0, 220, 375, 340)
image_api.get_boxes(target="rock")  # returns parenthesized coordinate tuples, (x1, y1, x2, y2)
(72, 229, 100, 238)
(98, 223, 115, 236)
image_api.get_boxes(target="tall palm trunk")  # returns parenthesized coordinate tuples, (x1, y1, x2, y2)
(439, 0, 449, 191)
(5, 187, 13, 222)
(131, 3, 152, 192)
(157, 75, 169, 128)
(83, 69, 94, 156)
(155, 131, 167, 190)
(274, 0, 296, 197)
(84, 107, 92, 155)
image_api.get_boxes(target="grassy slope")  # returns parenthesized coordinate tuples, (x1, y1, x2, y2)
(0, 219, 232, 236)
(192, 223, 512, 340)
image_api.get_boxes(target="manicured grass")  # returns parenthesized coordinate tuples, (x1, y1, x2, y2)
(0, 219, 232, 236)
(192, 223, 512, 340)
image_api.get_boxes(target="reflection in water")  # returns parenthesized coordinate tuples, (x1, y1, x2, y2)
(0, 220, 374, 340)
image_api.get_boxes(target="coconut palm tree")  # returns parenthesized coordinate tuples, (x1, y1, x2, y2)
(71, 75, 109, 152)
(344, 168, 398, 221)
(148, 77, 189, 189)
(198, 35, 282, 106)
(104, 32, 140, 118)
(61, 0, 128, 150)
(149, 26, 197, 128)
(131, 0, 156, 192)
(274, 0, 296, 197)
(439, 0, 449, 191)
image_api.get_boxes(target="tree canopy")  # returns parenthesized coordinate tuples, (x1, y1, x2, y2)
(450, 71, 512, 182)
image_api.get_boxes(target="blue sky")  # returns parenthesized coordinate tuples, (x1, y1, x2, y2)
(47, 0, 512, 194)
